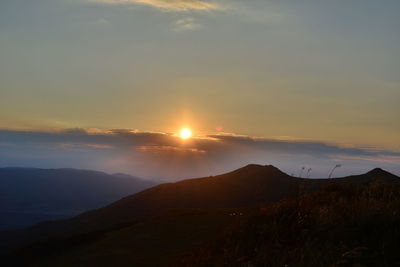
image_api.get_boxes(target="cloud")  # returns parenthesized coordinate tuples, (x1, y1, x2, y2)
(90, 0, 220, 11)
(328, 154, 400, 165)
(137, 145, 206, 153)
(172, 17, 202, 32)
(59, 143, 115, 151)
(0, 128, 399, 180)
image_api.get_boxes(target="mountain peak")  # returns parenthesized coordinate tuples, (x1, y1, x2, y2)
(227, 164, 288, 178)
(239, 164, 281, 171)
(366, 168, 396, 177)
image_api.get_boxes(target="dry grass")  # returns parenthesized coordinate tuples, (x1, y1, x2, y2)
(182, 182, 400, 267)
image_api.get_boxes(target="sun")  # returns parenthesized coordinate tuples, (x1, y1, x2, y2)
(180, 128, 192, 140)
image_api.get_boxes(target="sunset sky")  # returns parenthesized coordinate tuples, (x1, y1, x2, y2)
(1, 0, 399, 179)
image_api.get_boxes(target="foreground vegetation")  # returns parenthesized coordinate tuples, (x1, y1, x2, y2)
(183, 182, 400, 266)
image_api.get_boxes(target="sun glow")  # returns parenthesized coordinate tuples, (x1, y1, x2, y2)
(180, 128, 192, 139)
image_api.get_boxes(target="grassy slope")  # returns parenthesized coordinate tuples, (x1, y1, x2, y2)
(182, 182, 400, 267)
(7, 208, 250, 267)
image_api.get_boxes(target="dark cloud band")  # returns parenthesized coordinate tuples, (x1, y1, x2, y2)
(0, 128, 399, 180)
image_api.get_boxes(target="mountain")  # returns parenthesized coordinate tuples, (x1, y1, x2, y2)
(0, 164, 302, 250)
(1, 165, 399, 266)
(0, 168, 157, 230)
(41, 165, 397, 235)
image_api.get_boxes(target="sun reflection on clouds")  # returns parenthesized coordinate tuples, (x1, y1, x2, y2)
(136, 145, 206, 153)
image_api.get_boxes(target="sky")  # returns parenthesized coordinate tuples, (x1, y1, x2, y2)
(0, 0, 399, 179)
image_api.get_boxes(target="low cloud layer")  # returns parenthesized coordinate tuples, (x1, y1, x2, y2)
(0, 129, 399, 181)
(91, 0, 220, 11)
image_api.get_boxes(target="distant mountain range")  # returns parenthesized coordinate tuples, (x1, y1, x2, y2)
(0, 168, 157, 230)
(1, 164, 399, 266)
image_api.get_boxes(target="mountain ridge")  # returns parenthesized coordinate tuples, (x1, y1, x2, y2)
(0, 167, 157, 231)
(1, 164, 399, 266)
(0, 164, 398, 255)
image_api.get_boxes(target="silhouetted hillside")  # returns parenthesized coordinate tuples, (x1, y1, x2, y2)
(1, 165, 399, 266)
(0, 164, 304, 252)
(0, 168, 156, 230)
(50, 165, 398, 236)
